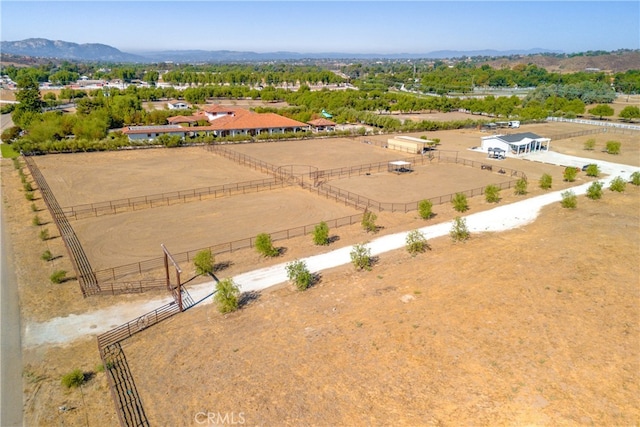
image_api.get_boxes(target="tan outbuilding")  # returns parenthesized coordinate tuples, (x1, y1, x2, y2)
(387, 136, 434, 154)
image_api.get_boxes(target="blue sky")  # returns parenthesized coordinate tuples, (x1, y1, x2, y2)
(1, 1, 638, 54)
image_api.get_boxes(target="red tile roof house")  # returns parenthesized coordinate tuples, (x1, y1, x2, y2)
(122, 106, 310, 141)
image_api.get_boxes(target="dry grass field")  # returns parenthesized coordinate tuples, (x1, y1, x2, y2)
(3, 115, 638, 426)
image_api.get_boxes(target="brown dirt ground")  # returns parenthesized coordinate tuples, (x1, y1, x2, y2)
(2, 117, 638, 426)
(124, 187, 640, 426)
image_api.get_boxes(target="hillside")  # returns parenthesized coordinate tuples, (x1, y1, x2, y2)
(481, 50, 640, 73)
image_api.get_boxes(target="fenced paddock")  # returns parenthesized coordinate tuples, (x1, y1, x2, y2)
(33, 147, 270, 206)
(29, 132, 530, 297)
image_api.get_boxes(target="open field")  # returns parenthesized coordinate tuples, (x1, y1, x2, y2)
(124, 188, 640, 426)
(3, 117, 638, 426)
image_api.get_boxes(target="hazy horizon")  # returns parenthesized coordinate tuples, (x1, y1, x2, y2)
(1, 1, 638, 55)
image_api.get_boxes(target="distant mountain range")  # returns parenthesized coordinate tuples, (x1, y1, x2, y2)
(0, 38, 563, 63)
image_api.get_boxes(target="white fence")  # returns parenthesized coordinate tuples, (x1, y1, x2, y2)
(547, 116, 640, 131)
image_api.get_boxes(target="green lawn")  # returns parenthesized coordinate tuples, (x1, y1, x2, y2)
(1, 143, 19, 159)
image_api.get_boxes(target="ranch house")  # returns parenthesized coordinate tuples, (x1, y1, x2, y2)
(122, 106, 310, 141)
(480, 132, 551, 157)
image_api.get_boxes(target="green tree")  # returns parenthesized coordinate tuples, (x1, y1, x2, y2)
(560, 190, 577, 209)
(606, 140, 621, 155)
(285, 259, 313, 291)
(619, 105, 640, 122)
(350, 243, 372, 271)
(193, 249, 214, 276)
(514, 177, 528, 195)
(213, 278, 240, 313)
(361, 210, 378, 233)
(539, 173, 552, 190)
(586, 181, 604, 200)
(450, 216, 470, 242)
(588, 104, 614, 120)
(39, 228, 50, 241)
(255, 233, 279, 257)
(583, 138, 596, 151)
(484, 184, 500, 203)
(417, 199, 433, 219)
(609, 176, 626, 192)
(630, 171, 640, 186)
(61, 369, 85, 389)
(50, 270, 67, 284)
(41, 250, 53, 261)
(405, 230, 430, 256)
(312, 221, 330, 245)
(563, 167, 577, 182)
(451, 192, 469, 212)
(585, 164, 600, 177)
(12, 74, 43, 128)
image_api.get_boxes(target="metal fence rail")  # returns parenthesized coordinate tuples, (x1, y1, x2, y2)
(205, 144, 281, 176)
(94, 212, 365, 283)
(100, 343, 150, 427)
(62, 177, 287, 220)
(23, 156, 99, 296)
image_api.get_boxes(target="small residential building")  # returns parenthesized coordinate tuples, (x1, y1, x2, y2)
(481, 132, 551, 157)
(308, 118, 336, 132)
(387, 136, 434, 154)
(121, 125, 188, 141)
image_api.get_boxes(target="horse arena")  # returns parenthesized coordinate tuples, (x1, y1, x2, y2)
(30, 136, 527, 294)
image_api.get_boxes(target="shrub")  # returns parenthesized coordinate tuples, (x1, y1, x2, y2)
(50, 270, 67, 284)
(41, 250, 53, 261)
(361, 210, 378, 233)
(605, 140, 621, 155)
(350, 243, 372, 271)
(563, 167, 577, 182)
(312, 221, 330, 245)
(255, 233, 279, 257)
(451, 192, 469, 212)
(25, 191, 34, 201)
(30, 203, 38, 212)
(12, 158, 21, 170)
(585, 164, 600, 177)
(193, 249, 214, 276)
(609, 176, 626, 192)
(450, 216, 470, 242)
(417, 199, 433, 219)
(61, 369, 85, 389)
(484, 184, 500, 203)
(586, 181, 604, 200)
(39, 228, 50, 241)
(560, 190, 578, 208)
(539, 173, 552, 190)
(213, 278, 240, 313)
(583, 138, 596, 151)
(405, 230, 430, 256)
(32, 215, 42, 226)
(23, 182, 33, 192)
(514, 177, 528, 195)
(630, 171, 640, 186)
(285, 259, 313, 291)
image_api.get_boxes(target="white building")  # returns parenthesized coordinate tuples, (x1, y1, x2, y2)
(481, 132, 550, 157)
